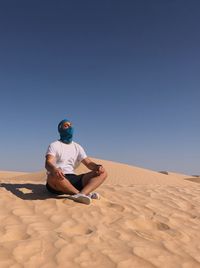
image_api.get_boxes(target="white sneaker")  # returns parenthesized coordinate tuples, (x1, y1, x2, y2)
(69, 193, 92, 205)
(88, 192, 100, 200)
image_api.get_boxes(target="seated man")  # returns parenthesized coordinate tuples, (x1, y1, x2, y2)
(45, 118, 107, 205)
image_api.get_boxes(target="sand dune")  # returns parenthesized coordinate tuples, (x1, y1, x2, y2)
(5, 158, 192, 186)
(0, 159, 200, 267)
(0, 171, 29, 179)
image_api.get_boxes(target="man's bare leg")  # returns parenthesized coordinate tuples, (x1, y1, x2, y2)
(47, 174, 79, 195)
(80, 170, 107, 196)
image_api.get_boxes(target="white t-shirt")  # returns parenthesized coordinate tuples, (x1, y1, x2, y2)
(46, 140, 87, 174)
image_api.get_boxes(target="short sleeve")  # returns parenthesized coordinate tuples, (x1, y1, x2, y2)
(46, 143, 57, 157)
(77, 144, 87, 162)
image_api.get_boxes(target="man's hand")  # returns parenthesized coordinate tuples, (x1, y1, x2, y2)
(52, 168, 66, 180)
(46, 155, 66, 180)
(95, 165, 105, 175)
(82, 157, 106, 175)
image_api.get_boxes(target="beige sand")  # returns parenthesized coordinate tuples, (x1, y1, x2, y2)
(0, 159, 200, 268)
(0, 171, 29, 179)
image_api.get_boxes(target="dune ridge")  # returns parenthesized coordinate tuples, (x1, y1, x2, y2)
(0, 171, 29, 179)
(0, 159, 200, 267)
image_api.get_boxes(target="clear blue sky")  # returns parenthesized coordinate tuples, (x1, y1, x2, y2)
(0, 0, 199, 175)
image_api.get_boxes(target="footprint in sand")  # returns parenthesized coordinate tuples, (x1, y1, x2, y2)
(57, 228, 94, 240)
(104, 202, 125, 212)
(134, 230, 155, 241)
(156, 222, 170, 231)
(126, 217, 171, 237)
(0, 228, 30, 242)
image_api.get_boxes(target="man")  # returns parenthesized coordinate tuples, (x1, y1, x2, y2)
(45, 118, 107, 205)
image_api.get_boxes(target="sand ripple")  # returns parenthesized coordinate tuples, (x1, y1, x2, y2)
(0, 163, 200, 267)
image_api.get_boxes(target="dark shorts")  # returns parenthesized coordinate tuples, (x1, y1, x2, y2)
(46, 173, 84, 195)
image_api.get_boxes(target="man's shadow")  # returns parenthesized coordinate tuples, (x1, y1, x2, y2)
(0, 182, 67, 200)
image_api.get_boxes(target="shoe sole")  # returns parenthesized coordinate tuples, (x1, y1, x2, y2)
(78, 196, 91, 205)
(69, 195, 91, 205)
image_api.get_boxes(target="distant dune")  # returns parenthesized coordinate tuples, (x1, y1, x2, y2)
(0, 158, 200, 267)
(0, 170, 29, 179)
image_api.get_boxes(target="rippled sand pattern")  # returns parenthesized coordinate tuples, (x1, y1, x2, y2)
(0, 162, 200, 268)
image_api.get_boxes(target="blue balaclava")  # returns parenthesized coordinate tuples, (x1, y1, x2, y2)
(58, 119, 74, 144)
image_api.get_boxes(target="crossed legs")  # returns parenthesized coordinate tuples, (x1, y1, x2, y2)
(47, 170, 107, 196)
(81, 170, 107, 195)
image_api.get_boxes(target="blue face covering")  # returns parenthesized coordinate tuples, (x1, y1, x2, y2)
(58, 119, 74, 144)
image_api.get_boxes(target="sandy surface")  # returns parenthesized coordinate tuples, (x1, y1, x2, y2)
(0, 159, 200, 268)
(0, 171, 29, 179)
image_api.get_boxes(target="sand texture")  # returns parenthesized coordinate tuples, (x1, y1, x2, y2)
(0, 159, 200, 268)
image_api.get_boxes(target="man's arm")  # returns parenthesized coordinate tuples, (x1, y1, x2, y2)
(81, 157, 105, 174)
(45, 154, 66, 180)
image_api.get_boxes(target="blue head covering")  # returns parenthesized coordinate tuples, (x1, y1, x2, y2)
(58, 119, 74, 144)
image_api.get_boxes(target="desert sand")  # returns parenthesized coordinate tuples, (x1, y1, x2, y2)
(0, 159, 200, 268)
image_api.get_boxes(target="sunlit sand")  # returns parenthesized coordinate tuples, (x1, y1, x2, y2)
(0, 159, 200, 267)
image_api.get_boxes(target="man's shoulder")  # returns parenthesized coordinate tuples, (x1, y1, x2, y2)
(48, 140, 61, 147)
(72, 141, 83, 148)
(72, 141, 80, 146)
(46, 140, 61, 156)
(48, 140, 84, 150)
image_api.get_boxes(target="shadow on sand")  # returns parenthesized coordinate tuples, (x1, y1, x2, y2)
(184, 178, 200, 184)
(0, 182, 67, 200)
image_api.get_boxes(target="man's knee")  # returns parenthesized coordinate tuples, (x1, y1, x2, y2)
(47, 173, 55, 182)
(101, 170, 108, 181)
